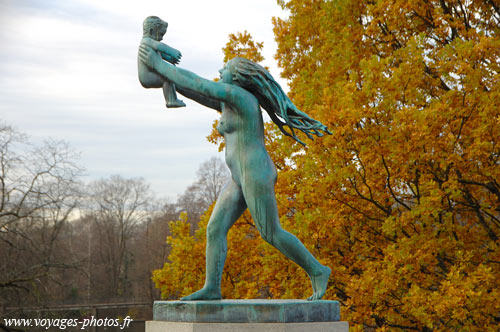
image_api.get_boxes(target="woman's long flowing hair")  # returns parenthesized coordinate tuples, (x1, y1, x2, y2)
(229, 57, 331, 146)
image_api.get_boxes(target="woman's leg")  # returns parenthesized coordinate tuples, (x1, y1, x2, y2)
(242, 181, 331, 300)
(181, 180, 247, 300)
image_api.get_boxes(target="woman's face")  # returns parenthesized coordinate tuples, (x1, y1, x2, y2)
(219, 63, 234, 84)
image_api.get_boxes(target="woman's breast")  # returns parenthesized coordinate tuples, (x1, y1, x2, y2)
(216, 120, 235, 135)
(216, 107, 238, 135)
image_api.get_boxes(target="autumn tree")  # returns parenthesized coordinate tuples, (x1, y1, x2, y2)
(222, 30, 264, 64)
(154, 1, 499, 330)
(270, 0, 500, 330)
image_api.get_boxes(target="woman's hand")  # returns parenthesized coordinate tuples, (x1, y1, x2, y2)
(139, 44, 161, 69)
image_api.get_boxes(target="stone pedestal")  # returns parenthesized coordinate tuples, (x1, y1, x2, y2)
(146, 300, 348, 332)
(146, 320, 349, 332)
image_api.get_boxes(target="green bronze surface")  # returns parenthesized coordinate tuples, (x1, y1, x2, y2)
(138, 26, 332, 301)
(153, 300, 340, 323)
(138, 16, 185, 108)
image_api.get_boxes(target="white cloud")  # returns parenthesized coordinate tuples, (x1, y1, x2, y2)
(0, 0, 288, 197)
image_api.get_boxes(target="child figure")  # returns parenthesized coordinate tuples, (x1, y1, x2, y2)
(138, 16, 186, 108)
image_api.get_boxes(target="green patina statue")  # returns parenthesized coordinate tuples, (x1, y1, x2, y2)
(138, 16, 186, 108)
(138, 39, 332, 301)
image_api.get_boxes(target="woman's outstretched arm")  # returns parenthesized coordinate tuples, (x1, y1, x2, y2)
(176, 86, 221, 111)
(138, 45, 251, 109)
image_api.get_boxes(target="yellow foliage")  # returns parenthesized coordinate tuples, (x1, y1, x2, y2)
(269, 0, 500, 330)
(154, 1, 500, 330)
(222, 30, 265, 64)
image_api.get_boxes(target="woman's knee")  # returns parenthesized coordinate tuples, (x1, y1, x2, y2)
(206, 221, 226, 242)
(261, 227, 299, 249)
(260, 230, 273, 245)
(259, 224, 283, 246)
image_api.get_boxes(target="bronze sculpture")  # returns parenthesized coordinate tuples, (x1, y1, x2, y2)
(139, 35, 332, 300)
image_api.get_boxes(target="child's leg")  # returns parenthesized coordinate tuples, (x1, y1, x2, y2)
(163, 81, 186, 108)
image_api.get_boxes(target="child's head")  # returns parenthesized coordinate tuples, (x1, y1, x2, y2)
(143, 16, 168, 41)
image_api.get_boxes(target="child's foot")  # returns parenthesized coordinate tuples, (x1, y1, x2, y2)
(307, 265, 331, 301)
(167, 100, 186, 108)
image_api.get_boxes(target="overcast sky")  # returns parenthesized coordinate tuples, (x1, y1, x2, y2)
(0, 0, 288, 200)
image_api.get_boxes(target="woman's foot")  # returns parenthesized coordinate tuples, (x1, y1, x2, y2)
(307, 265, 331, 301)
(180, 286, 222, 301)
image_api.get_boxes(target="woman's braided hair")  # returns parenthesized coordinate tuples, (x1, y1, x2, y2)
(228, 57, 331, 146)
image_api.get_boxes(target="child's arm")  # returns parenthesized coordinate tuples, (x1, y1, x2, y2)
(160, 52, 179, 65)
(141, 37, 182, 65)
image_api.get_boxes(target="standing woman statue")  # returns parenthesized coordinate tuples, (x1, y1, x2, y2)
(139, 44, 332, 301)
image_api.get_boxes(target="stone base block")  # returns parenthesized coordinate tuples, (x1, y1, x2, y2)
(146, 321, 349, 332)
(154, 300, 340, 323)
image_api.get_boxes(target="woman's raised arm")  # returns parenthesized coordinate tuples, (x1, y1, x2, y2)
(139, 45, 244, 108)
(176, 86, 221, 111)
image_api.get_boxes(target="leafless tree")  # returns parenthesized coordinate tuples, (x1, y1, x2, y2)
(176, 156, 230, 223)
(128, 200, 178, 301)
(85, 175, 153, 299)
(195, 156, 230, 206)
(0, 124, 84, 306)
